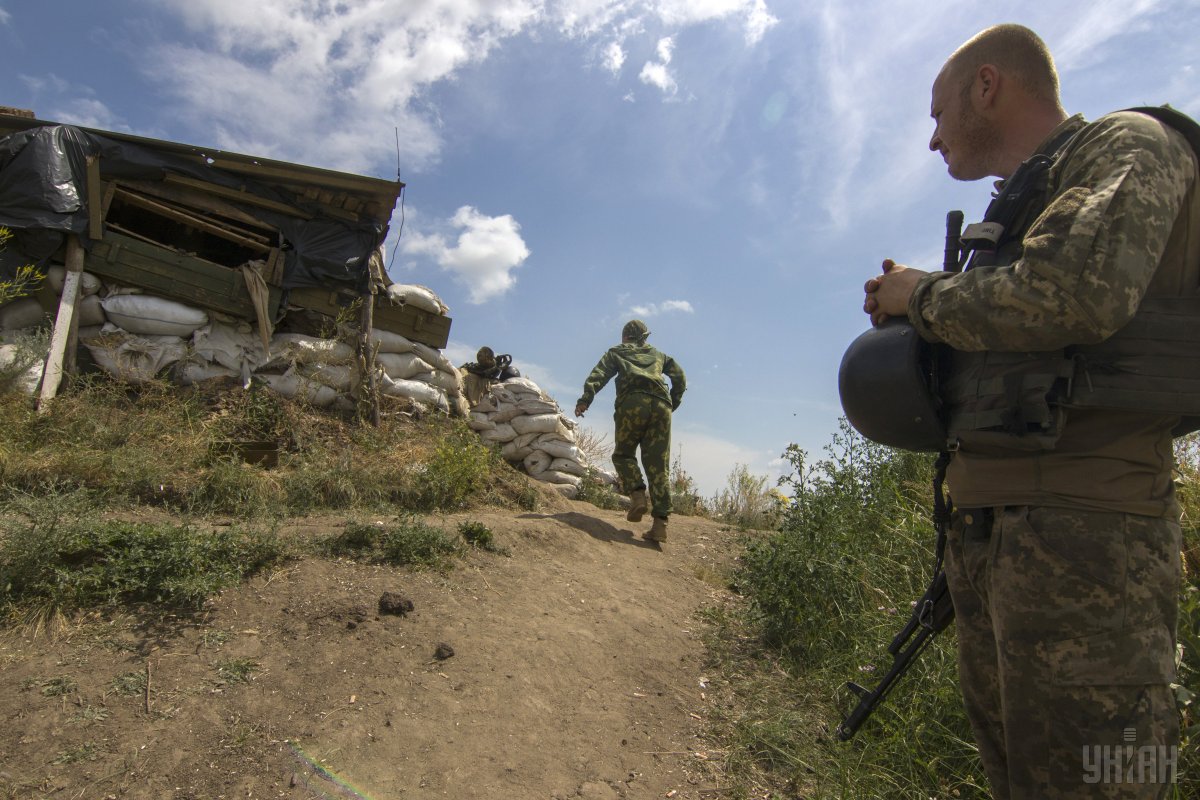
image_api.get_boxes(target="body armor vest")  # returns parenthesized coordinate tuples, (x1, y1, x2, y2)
(943, 109, 1200, 449)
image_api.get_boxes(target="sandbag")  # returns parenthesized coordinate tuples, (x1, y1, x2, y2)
(512, 414, 561, 435)
(468, 412, 496, 432)
(47, 265, 101, 296)
(101, 294, 209, 337)
(500, 438, 536, 461)
(379, 374, 449, 411)
(85, 330, 188, 383)
(480, 422, 518, 444)
(368, 328, 415, 354)
(0, 298, 45, 331)
(410, 342, 457, 375)
(0, 343, 43, 394)
(377, 352, 434, 380)
(549, 457, 588, 477)
(256, 371, 338, 408)
(385, 283, 449, 315)
(534, 470, 583, 488)
(490, 401, 522, 423)
(423, 367, 462, 394)
(194, 321, 270, 376)
(503, 377, 542, 395)
(518, 396, 559, 415)
(176, 360, 239, 386)
(550, 483, 579, 500)
(536, 438, 583, 462)
(298, 363, 356, 392)
(271, 333, 354, 365)
(523, 450, 552, 476)
(77, 294, 106, 327)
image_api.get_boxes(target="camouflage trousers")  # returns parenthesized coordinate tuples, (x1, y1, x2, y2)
(612, 393, 673, 518)
(945, 506, 1181, 799)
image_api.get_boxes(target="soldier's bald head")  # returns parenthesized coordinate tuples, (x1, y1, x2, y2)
(942, 24, 1061, 107)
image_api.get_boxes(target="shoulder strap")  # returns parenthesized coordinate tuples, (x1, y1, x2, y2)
(1124, 105, 1200, 159)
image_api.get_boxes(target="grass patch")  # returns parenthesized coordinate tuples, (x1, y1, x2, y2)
(459, 520, 509, 555)
(0, 489, 289, 625)
(710, 422, 1200, 799)
(109, 671, 147, 697)
(214, 658, 260, 685)
(320, 517, 461, 570)
(40, 676, 77, 697)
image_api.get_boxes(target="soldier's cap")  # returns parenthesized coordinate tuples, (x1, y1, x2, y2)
(476, 346, 496, 366)
(622, 319, 650, 342)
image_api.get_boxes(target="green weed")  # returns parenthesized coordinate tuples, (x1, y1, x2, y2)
(0, 489, 289, 621)
(459, 520, 508, 555)
(40, 676, 77, 697)
(320, 517, 461, 570)
(214, 658, 260, 685)
(109, 671, 147, 697)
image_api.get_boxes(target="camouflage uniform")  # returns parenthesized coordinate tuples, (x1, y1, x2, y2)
(577, 338, 686, 519)
(909, 112, 1197, 798)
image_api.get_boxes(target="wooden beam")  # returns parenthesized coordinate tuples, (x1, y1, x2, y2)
(87, 156, 104, 240)
(117, 179, 276, 231)
(112, 187, 273, 251)
(38, 237, 84, 411)
(163, 174, 315, 220)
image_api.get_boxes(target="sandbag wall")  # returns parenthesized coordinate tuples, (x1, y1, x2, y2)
(466, 377, 616, 499)
(0, 268, 467, 414)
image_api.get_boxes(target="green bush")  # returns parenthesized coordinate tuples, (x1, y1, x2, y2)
(319, 517, 461, 570)
(0, 489, 288, 621)
(402, 424, 497, 511)
(721, 421, 1200, 798)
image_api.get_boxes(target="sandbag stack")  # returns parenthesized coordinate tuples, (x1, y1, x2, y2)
(466, 376, 615, 499)
(0, 273, 466, 415)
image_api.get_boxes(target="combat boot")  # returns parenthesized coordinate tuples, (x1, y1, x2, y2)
(645, 516, 668, 542)
(626, 488, 649, 522)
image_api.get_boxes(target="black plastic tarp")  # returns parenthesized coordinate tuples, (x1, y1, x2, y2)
(0, 124, 385, 291)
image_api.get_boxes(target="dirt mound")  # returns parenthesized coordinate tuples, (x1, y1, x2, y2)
(0, 502, 738, 799)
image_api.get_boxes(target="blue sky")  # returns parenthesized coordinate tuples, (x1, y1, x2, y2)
(2, 1, 1197, 495)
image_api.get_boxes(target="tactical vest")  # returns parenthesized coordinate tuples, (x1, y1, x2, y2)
(942, 109, 1200, 451)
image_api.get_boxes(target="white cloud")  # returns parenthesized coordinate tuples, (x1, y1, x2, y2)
(639, 36, 678, 95)
(672, 427, 780, 497)
(629, 299, 695, 317)
(1052, 0, 1165, 71)
(0, 9, 11, 25)
(402, 206, 531, 304)
(602, 40, 626, 73)
(51, 98, 128, 131)
(134, 1, 779, 171)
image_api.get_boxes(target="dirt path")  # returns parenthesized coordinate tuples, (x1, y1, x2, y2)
(0, 500, 738, 800)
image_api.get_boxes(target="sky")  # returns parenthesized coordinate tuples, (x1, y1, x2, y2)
(2, 0, 1198, 496)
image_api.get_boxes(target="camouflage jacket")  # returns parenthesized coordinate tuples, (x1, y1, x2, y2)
(909, 111, 1196, 351)
(577, 343, 686, 410)
(906, 111, 1199, 515)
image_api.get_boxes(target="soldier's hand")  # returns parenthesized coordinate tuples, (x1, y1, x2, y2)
(574, 402, 588, 418)
(864, 258, 926, 326)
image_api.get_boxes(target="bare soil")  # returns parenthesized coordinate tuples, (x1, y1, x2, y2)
(0, 499, 740, 800)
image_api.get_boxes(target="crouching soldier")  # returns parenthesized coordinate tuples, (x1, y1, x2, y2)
(460, 346, 520, 408)
(574, 320, 686, 542)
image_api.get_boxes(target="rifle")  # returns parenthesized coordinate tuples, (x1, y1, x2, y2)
(835, 567, 955, 740)
(836, 447, 956, 741)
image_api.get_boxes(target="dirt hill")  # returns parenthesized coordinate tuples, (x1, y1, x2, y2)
(0, 500, 741, 800)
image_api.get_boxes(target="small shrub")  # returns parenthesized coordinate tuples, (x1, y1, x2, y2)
(318, 517, 460, 570)
(109, 671, 147, 697)
(575, 471, 623, 510)
(215, 658, 260, 685)
(0, 489, 289, 621)
(458, 520, 508, 555)
(404, 424, 496, 511)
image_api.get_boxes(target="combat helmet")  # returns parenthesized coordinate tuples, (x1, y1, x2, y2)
(838, 319, 949, 452)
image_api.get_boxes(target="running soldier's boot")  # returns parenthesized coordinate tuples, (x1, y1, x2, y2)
(645, 516, 668, 542)
(626, 488, 649, 522)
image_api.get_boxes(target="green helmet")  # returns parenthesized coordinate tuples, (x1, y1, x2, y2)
(622, 319, 650, 343)
(838, 319, 949, 452)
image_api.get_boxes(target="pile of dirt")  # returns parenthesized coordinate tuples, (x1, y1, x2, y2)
(0, 502, 740, 799)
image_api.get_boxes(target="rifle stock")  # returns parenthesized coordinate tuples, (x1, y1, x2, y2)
(836, 570, 955, 741)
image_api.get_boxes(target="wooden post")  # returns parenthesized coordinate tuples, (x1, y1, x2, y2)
(359, 289, 381, 427)
(38, 236, 85, 411)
